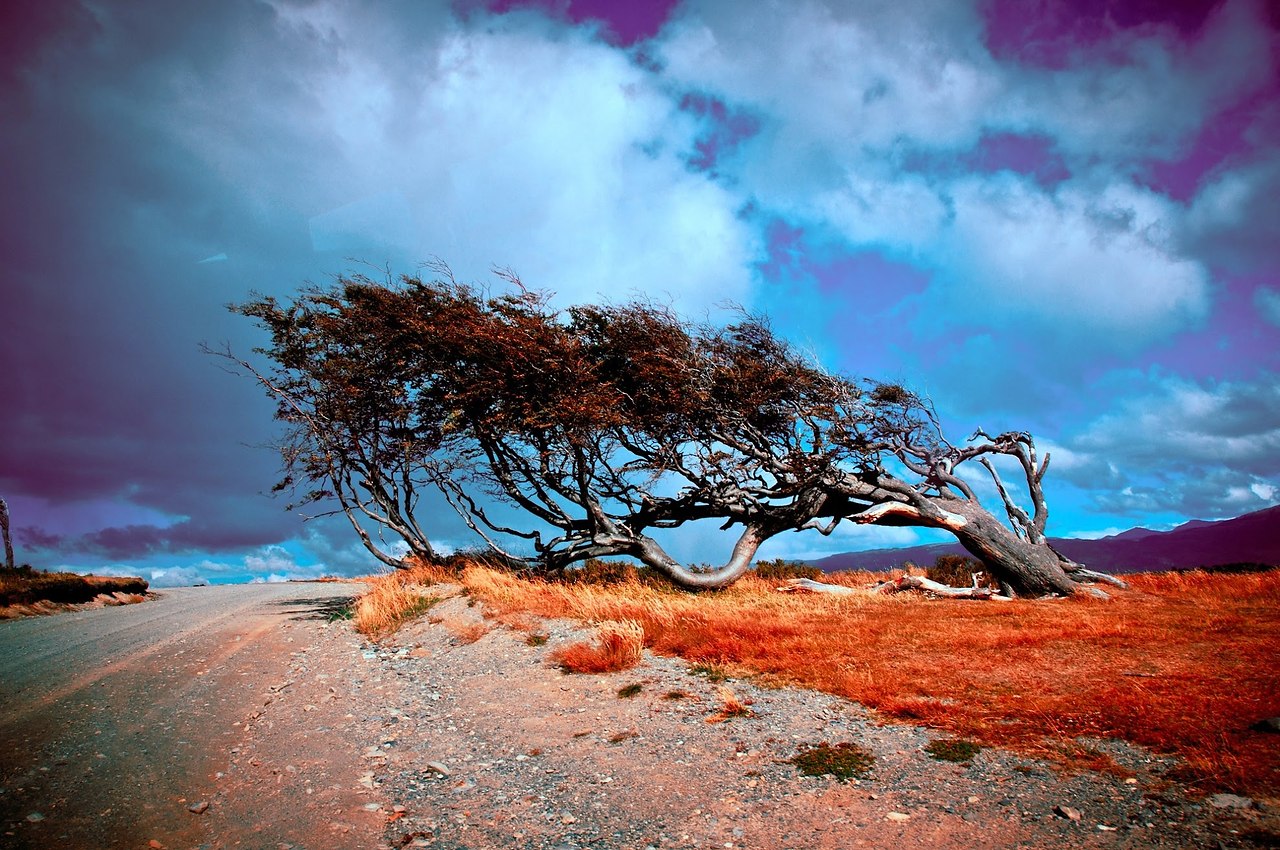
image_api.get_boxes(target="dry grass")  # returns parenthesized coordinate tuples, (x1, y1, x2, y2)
(352, 563, 446, 637)
(705, 685, 752, 723)
(549, 620, 645, 674)
(461, 565, 1280, 796)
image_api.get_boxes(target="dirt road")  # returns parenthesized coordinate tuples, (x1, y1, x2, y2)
(0, 583, 388, 850)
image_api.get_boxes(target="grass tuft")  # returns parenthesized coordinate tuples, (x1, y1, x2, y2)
(790, 742, 875, 780)
(353, 563, 444, 637)
(705, 685, 752, 723)
(549, 620, 645, 674)
(617, 683, 644, 699)
(925, 738, 983, 762)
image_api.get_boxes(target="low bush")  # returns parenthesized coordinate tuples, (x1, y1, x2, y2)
(790, 742, 875, 780)
(926, 554, 1000, 589)
(753, 559, 822, 582)
(925, 738, 983, 762)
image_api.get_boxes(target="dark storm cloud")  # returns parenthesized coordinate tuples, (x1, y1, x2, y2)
(0, 0, 355, 558)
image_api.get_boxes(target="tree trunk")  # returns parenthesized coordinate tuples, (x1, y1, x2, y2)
(633, 525, 768, 589)
(944, 501, 1080, 597)
(0, 498, 13, 569)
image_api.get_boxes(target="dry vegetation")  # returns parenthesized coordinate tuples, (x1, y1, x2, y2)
(351, 562, 454, 637)
(358, 561, 1279, 796)
(0, 566, 149, 618)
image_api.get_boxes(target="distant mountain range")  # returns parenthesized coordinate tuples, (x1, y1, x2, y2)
(809, 505, 1280, 574)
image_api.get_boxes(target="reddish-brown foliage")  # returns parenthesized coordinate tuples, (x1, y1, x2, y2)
(548, 620, 645, 674)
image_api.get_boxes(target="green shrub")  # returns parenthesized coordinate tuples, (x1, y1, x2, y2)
(752, 558, 822, 581)
(924, 738, 982, 762)
(690, 662, 730, 682)
(790, 742, 875, 780)
(559, 558, 675, 589)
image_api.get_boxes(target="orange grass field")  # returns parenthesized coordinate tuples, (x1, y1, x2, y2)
(362, 562, 1280, 797)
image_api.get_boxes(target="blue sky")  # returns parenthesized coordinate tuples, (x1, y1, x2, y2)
(2, 0, 1278, 585)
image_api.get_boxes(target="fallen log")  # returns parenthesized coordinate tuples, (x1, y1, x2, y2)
(778, 575, 1013, 601)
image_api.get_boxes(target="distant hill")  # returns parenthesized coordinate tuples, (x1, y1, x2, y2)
(810, 504, 1280, 574)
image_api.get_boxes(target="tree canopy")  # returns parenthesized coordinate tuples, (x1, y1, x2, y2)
(221, 266, 1123, 598)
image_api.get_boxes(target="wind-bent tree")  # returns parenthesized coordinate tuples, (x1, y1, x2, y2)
(225, 266, 1123, 598)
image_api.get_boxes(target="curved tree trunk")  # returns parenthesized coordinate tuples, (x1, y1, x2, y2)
(945, 502, 1080, 597)
(633, 525, 769, 589)
(849, 496, 1093, 597)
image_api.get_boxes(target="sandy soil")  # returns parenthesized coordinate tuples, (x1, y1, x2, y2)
(2, 582, 1275, 849)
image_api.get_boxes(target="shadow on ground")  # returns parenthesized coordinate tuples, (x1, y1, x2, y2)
(270, 595, 357, 622)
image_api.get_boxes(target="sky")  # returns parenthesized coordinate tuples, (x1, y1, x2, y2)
(2, 0, 1278, 586)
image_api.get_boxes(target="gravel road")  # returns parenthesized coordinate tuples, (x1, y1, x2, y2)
(0, 583, 386, 850)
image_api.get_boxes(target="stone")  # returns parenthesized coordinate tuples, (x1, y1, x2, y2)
(1053, 805, 1082, 821)
(188, 801, 210, 815)
(25, 812, 44, 823)
(1208, 793, 1254, 810)
(885, 812, 911, 822)
(426, 761, 451, 777)
(1250, 717, 1280, 734)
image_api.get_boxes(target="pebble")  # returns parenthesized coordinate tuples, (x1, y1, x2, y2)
(426, 761, 451, 776)
(1053, 805, 1082, 821)
(885, 812, 910, 822)
(188, 801, 211, 815)
(26, 812, 44, 823)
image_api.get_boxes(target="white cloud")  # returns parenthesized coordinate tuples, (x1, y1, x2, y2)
(1254, 287, 1280, 328)
(148, 566, 210, 588)
(1062, 373, 1280, 517)
(649, 0, 1244, 343)
(934, 176, 1208, 339)
(181, 5, 762, 317)
(1008, 0, 1276, 161)
(1185, 153, 1280, 274)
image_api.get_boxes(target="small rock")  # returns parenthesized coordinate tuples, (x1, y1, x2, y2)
(149, 842, 164, 849)
(1053, 805, 1082, 821)
(885, 812, 911, 822)
(188, 801, 210, 815)
(1250, 717, 1280, 734)
(1208, 793, 1254, 810)
(1097, 824, 1117, 832)
(362, 803, 381, 812)
(561, 812, 578, 825)
(26, 812, 44, 823)
(426, 761, 451, 777)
